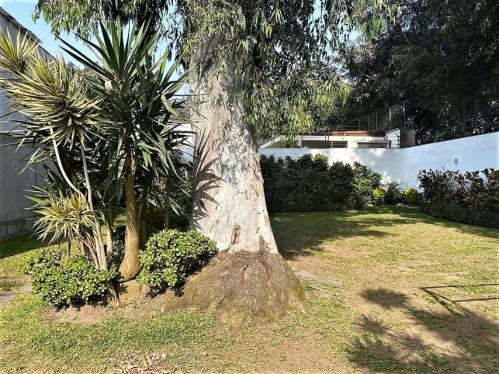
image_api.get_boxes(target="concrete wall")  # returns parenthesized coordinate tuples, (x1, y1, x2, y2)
(300, 134, 390, 148)
(0, 11, 46, 240)
(260, 132, 499, 188)
(0, 137, 42, 239)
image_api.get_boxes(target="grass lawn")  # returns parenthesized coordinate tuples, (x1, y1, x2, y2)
(0, 206, 498, 373)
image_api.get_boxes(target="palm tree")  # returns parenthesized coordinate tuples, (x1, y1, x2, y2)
(61, 22, 188, 281)
(0, 22, 188, 284)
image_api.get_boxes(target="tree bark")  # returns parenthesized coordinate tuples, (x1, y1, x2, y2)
(119, 156, 142, 281)
(191, 61, 277, 254)
(187, 50, 303, 321)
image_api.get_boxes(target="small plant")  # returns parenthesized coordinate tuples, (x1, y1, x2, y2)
(372, 188, 385, 205)
(404, 188, 420, 205)
(260, 156, 380, 212)
(24, 248, 116, 308)
(139, 230, 217, 290)
(383, 182, 403, 205)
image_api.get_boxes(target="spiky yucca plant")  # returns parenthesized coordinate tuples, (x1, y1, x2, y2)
(0, 22, 189, 287)
(29, 190, 100, 259)
(0, 32, 108, 269)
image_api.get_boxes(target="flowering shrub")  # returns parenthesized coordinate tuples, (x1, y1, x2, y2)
(418, 169, 498, 227)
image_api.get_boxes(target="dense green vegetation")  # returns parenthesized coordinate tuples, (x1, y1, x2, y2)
(139, 230, 217, 290)
(261, 154, 382, 212)
(34, 0, 394, 142)
(418, 169, 499, 228)
(0, 22, 202, 305)
(343, 0, 498, 143)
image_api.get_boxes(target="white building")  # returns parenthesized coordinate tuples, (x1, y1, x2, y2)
(261, 129, 402, 149)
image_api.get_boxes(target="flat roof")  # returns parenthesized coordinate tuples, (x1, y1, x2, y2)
(307, 130, 387, 137)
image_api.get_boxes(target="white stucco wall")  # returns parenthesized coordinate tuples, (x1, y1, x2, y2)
(0, 10, 48, 239)
(259, 132, 499, 189)
(0, 137, 43, 239)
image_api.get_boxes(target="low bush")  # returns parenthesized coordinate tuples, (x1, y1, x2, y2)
(261, 155, 381, 212)
(383, 182, 403, 205)
(403, 188, 420, 205)
(138, 229, 217, 290)
(372, 188, 385, 205)
(418, 168, 499, 227)
(421, 203, 499, 228)
(24, 248, 116, 308)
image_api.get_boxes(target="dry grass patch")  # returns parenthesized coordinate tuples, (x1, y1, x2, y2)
(0, 207, 498, 373)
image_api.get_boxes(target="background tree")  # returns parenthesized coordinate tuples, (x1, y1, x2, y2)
(35, 0, 394, 318)
(342, 0, 498, 143)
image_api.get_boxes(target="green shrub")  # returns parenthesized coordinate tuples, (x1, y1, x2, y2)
(329, 161, 356, 207)
(24, 248, 116, 308)
(404, 188, 420, 205)
(351, 162, 382, 209)
(383, 182, 403, 205)
(139, 229, 217, 290)
(372, 188, 385, 205)
(418, 168, 498, 227)
(418, 168, 499, 212)
(261, 155, 380, 212)
(421, 203, 499, 228)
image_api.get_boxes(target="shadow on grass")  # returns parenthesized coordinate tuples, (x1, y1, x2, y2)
(0, 234, 43, 260)
(348, 288, 499, 373)
(426, 217, 499, 240)
(271, 206, 499, 260)
(272, 206, 426, 260)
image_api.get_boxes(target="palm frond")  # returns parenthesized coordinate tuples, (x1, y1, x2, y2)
(0, 30, 39, 74)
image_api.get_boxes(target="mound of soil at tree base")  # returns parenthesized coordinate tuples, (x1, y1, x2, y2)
(43, 251, 305, 324)
(172, 250, 305, 322)
(44, 303, 119, 324)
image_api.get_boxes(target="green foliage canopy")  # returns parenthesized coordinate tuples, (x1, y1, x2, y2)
(35, 0, 396, 141)
(343, 0, 498, 143)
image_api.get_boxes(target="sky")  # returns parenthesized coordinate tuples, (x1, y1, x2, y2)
(0, 0, 90, 62)
(0, 0, 184, 85)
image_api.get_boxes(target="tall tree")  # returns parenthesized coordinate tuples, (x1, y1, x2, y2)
(343, 0, 499, 143)
(0, 24, 187, 289)
(36, 0, 393, 318)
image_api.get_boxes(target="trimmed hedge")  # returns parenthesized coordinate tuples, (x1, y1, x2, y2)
(421, 203, 499, 228)
(261, 154, 381, 212)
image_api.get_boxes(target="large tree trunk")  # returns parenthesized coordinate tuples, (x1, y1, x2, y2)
(191, 73, 277, 254)
(119, 156, 142, 281)
(185, 53, 303, 321)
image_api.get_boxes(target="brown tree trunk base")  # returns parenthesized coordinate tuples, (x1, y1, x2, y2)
(176, 251, 304, 322)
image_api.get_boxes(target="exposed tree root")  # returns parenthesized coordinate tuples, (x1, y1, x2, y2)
(175, 251, 304, 322)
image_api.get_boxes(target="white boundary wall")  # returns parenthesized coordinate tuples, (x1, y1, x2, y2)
(260, 132, 499, 188)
